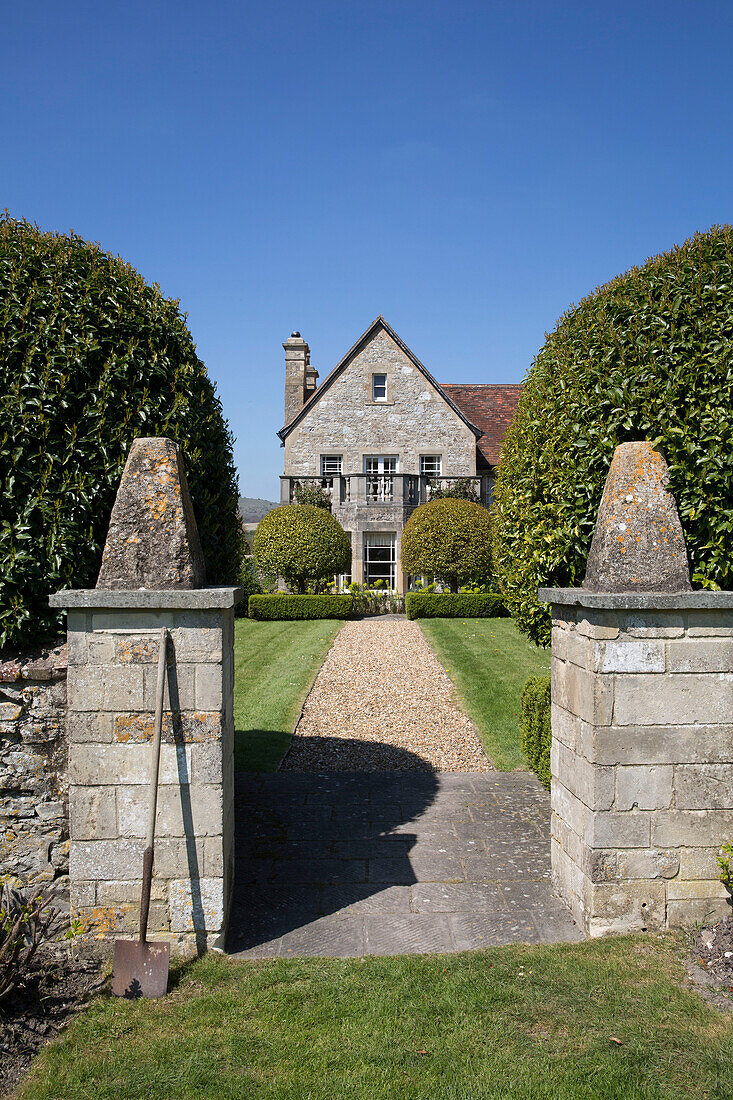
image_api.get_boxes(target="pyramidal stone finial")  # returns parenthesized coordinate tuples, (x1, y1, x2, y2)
(582, 441, 691, 593)
(96, 437, 206, 590)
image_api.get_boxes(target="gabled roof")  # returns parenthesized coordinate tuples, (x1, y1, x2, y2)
(441, 384, 523, 466)
(278, 316, 483, 442)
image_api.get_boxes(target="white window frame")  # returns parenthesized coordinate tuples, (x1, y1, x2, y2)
(419, 455, 442, 477)
(372, 373, 387, 402)
(364, 455, 397, 502)
(363, 532, 396, 589)
(320, 455, 343, 477)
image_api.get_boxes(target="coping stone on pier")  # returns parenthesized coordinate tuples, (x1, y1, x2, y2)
(96, 437, 206, 590)
(582, 441, 691, 593)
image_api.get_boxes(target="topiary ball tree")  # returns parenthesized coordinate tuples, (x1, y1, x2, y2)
(401, 498, 492, 592)
(253, 505, 351, 594)
(491, 225, 733, 647)
(0, 214, 243, 651)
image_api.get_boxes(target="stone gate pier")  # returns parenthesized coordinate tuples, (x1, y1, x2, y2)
(50, 438, 242, 950)
(541, 442, 733, 936)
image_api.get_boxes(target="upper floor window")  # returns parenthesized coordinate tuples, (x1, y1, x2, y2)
(420, 455, 442, 477)
(372, 373, 387, 401)
(321, 455, 343, 477)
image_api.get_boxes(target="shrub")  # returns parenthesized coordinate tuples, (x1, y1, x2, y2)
(428, 477, 480, 503)
(248, 594, 353, 620)
(0, 882, 61, 1002)
(292, 483, 332, 510)
(405, 593, 507, 619)
(401, 498, 493, 592)
(253, 505, 351, 594)
(347, 583, 404, 616)
(520, 676, 551, 788)
(492, 225, 733, 647)
(0, 215, 243, 651)
(718, 843, 733, 892)
(235, 557, 262, 618)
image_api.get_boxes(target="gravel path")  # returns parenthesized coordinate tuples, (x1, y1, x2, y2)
(281, 619, 493, 772)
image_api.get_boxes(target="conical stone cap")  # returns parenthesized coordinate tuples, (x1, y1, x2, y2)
(96, 437, 206, 589)
(583, 441, 691, 593)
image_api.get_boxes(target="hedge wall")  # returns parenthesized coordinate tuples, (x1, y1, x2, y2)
(248, 594, 354, 621)
(492, 225, 733, 647)
(520, 676, 551, 789)
(405, 593, 507, 619)
(0, 215, 242, 650)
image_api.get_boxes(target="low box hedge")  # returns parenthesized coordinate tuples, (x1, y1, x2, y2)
(248, 594, 354, 621)
(405, 593, 507, 619)
(520, 675, 551, 789)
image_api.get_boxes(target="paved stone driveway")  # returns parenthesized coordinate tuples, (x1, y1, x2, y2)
(228, 770, 581, 957)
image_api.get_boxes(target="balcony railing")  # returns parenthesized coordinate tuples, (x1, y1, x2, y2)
(281, 475, 486, 507)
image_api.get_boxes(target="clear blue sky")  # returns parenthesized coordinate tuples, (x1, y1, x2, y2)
(4, 2, 732, 499)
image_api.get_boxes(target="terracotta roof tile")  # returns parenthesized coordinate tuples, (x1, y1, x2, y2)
(440, 384, 523, 467)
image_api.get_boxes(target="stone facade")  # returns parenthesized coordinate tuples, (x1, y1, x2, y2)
(283, 326, 478, 479)
(49, 588, 240, 951)
(542, 590, 733, 936)
(0, 646, 69, 886)
(280, 319, 482, 592)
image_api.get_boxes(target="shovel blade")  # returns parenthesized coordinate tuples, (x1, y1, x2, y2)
(112, 939, 170, 999)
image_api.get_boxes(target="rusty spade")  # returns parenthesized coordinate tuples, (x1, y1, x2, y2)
(112, 626, 171, 998)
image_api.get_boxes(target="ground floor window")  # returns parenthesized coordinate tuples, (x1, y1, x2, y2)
(364, 531, 396, 588)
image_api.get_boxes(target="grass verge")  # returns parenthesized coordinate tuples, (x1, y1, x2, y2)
(16, 935, 733, 1100)
(418, 617, 549, 770)
(233, 618, 341, 771)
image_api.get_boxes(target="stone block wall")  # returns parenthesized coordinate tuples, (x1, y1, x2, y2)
(0, 646, 69, 886)
(52, 591, 239, 951)
(544, 592, 733, 936)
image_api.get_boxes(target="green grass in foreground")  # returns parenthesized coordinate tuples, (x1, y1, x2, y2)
(17, 936, 733, 1100)
(418, 617, 549, 770)
(233, 618, 341, 771)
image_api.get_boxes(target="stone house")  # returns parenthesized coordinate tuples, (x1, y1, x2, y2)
(278, 317, 522, 593)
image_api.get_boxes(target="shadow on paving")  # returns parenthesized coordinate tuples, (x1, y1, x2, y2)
(227, 737, 581, 958)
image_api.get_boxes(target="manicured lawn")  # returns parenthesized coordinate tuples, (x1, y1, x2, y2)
(233, 618, 341, 771)
(418, 618, 549, 770)
(17, 936, 733, 1100)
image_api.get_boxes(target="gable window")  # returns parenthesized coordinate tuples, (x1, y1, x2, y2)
(320, 455, 343, 477)
(372, 374, 387, 402)
(420, 455, 442, 478)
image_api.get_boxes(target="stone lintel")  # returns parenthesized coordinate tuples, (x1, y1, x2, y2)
(539, 588, 733, 611)
(49, 587, 244, 610)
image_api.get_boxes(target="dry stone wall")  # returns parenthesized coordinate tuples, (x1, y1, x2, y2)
(0, 645, 69, 886)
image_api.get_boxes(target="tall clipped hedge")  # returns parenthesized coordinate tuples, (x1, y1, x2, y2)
(0, 215, 243, 650)
(492, 225, 733, 646)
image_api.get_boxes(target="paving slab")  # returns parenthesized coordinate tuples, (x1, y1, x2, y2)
(228, 771, 582, 958)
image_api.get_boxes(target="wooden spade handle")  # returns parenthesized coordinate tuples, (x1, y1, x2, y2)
(140, 627, 168, 944)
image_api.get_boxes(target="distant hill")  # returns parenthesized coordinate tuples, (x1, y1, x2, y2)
(238, 497, 278, 523)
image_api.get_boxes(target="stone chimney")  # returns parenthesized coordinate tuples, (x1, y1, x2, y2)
(283, 331, 318, 424)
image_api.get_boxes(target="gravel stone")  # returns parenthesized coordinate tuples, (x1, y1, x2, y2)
(281, 620, 493, 772)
